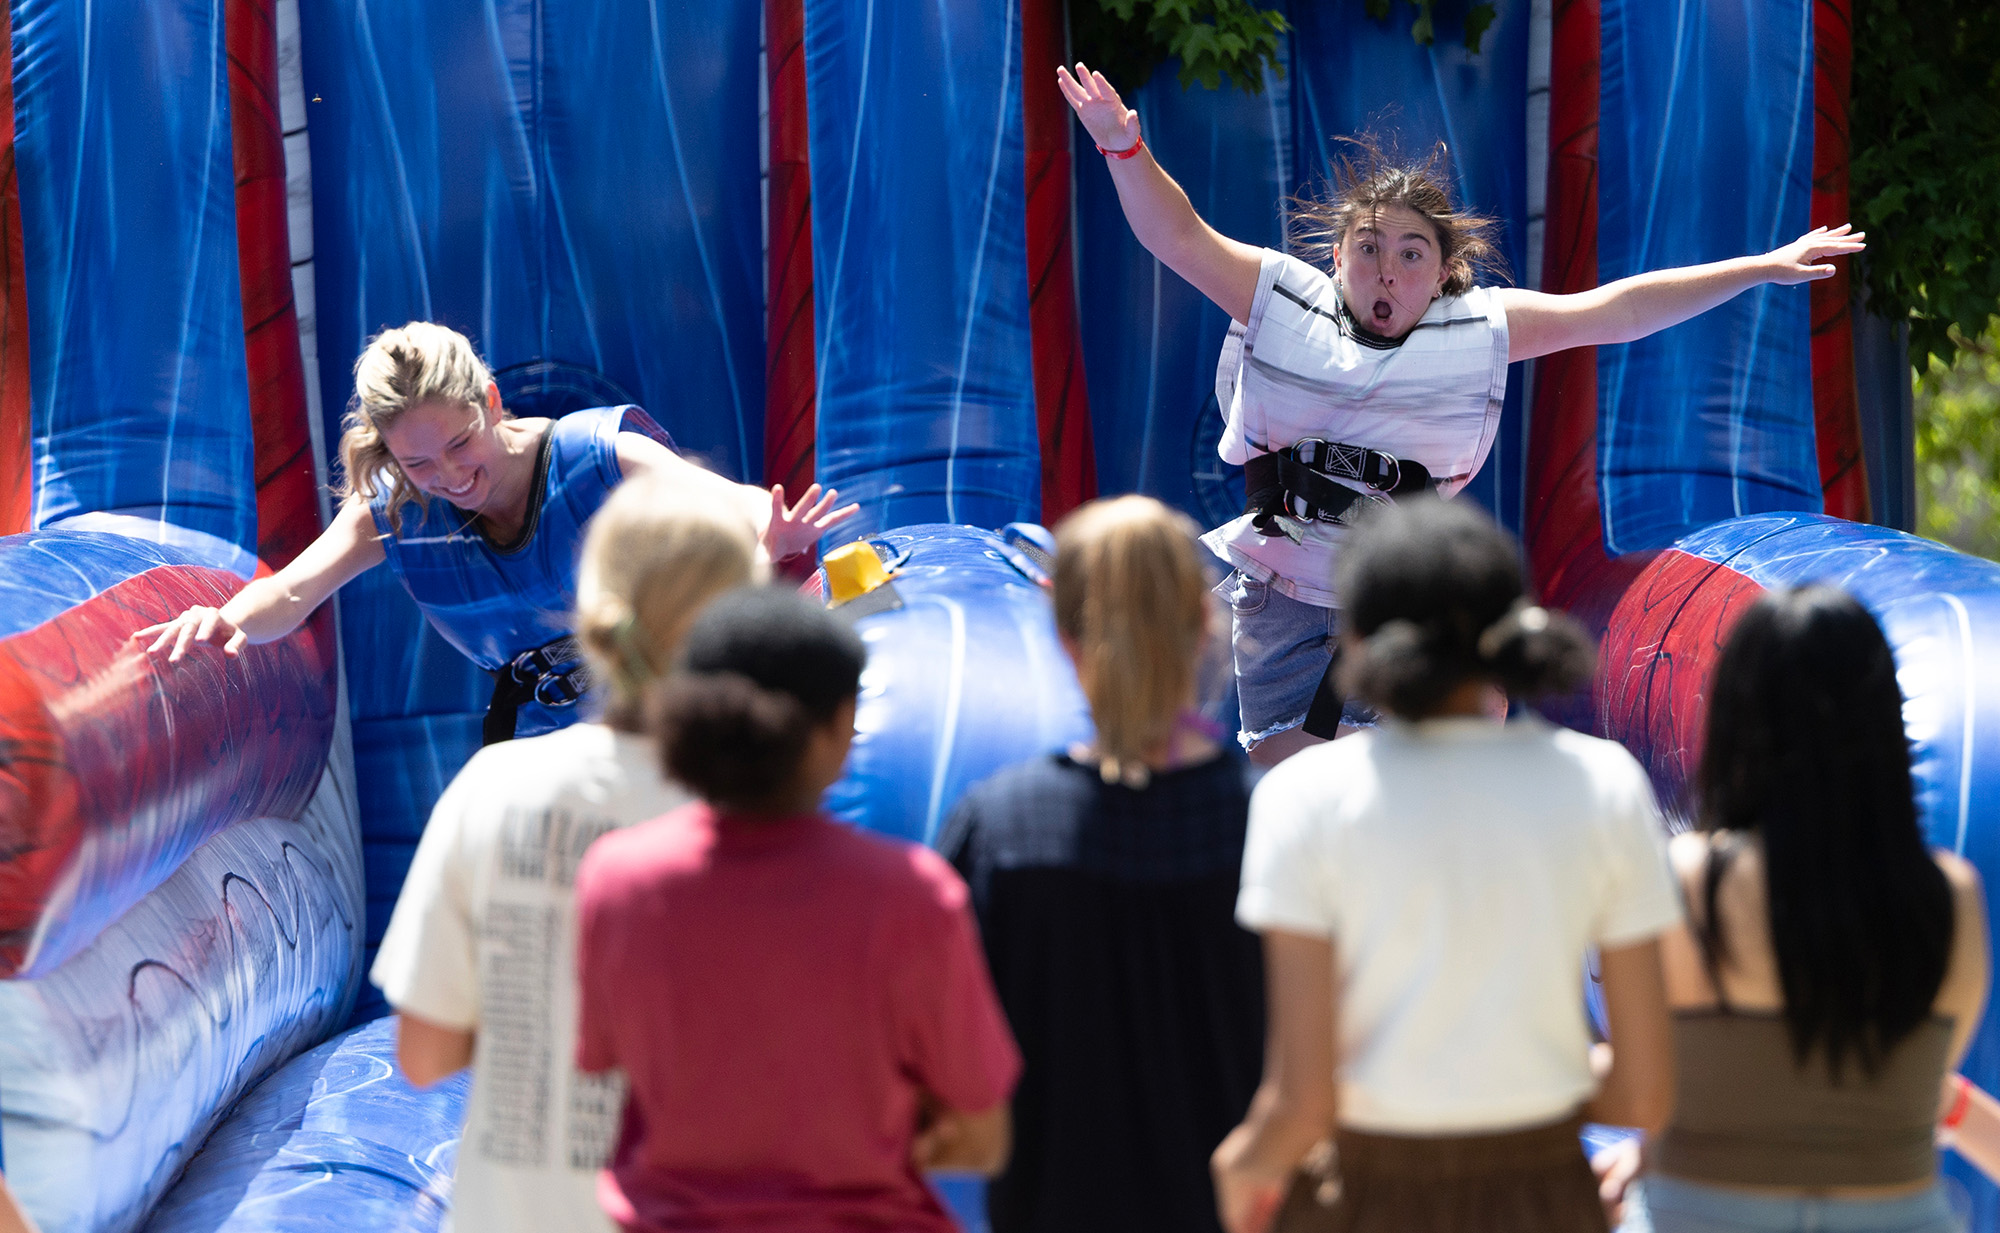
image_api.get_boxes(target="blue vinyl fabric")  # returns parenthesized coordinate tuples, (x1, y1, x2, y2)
(822, 525, 1093, 848)
(1595, 0, 1821, 553)
(1665, 513, 2000, 1226)
(801, 0, 1040, 542)
(10, 0, 255, 554)
(1073, 1, 1533, 538)
(1288, 0, 1533, 532)
(141, 1018, 469, 1233)
(1074, 60, 1289, 534)
(299, 1, 762, 1021)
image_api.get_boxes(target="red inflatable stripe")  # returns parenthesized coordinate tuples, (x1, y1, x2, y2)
(0, 567, 336, 977)
(0, 3, 31, 539)
(1020, 0, 1097, 527)
(1808, 0, 1869, 522)
(764, 0, 817, 499)
(1598, 549, 1765, 809)
(229, 0, 322, 568)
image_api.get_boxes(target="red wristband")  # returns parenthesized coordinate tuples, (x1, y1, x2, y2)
(1944, 1075, 1974, 1131)
(1097, 134, 1145, 160)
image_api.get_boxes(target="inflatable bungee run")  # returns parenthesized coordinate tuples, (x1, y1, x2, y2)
(1, 0, 1997, 1230)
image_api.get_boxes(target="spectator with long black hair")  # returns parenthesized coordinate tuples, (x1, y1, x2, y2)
(1212, 497, 1678, 1233)
(1613, 586, 1989, 1233)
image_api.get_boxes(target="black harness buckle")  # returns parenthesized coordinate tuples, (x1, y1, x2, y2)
(1242, 439, 1434, 537)
(485, 635, 594, 745)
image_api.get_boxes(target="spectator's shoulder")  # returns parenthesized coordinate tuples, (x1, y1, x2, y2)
(575, 802, 706, 900)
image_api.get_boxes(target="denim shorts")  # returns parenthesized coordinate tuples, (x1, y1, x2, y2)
(1625, 1175, 1963, 1233)
(1219, 569, 1342, 749)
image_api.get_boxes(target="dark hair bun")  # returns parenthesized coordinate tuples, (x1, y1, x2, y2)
(652, 586, 867, 810)
(654, 672, 813, 810)
(1335, 498, 1593, 718)
(1477, 603, 1595, 699)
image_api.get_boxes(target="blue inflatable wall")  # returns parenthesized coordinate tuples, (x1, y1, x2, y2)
(1074, 61, 1289, 533)
(1288, 0, 1533, 531)
(10, 0, 255, 557)
(801, 0, 1041, 541)
(823, 524, 1093, 846)
(1595, 0, 1820, 553)
(297, 0, 765, 1017)
(1074, 0, 1534, 537)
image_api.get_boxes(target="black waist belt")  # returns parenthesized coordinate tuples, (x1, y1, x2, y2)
(1242, 438, 1434, 536)
(483, 634, 594, 746)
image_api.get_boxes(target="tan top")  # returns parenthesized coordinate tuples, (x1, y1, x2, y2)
(1656, 1012, 1952, 1187)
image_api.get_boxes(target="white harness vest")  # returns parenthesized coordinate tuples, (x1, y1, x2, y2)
(1201, 249, 1510, 607)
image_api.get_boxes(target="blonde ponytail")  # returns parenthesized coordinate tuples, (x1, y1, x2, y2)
(1052, 496, 1213, 778)
(335, 322, 496, 533)
(575, 475, 766, 729)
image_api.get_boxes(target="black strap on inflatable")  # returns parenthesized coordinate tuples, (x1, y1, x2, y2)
(1302, 644, 1348, 739)
(482, 634, 594, 746)
(1242, 439, 1433, 536)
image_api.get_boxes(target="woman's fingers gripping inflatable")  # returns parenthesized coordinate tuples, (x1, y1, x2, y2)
(765, 483, 861, 562)
(1763, 223, 1867, 284)
(135, 605, 249, 662)
(1056, 62, 1141, 153)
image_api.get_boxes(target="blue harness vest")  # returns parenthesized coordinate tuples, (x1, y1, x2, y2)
(371, 404, 674, 741)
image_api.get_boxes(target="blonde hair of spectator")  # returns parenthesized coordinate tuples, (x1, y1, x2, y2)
(336, 321, 497, 533)
(576, 476, 765, 729)
(1053, 495, 1210, 781)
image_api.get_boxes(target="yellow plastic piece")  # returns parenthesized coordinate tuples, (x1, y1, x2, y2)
(823, 541, 891, 606)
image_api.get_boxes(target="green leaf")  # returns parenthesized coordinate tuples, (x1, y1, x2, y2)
(1465, 3, 1498, 54)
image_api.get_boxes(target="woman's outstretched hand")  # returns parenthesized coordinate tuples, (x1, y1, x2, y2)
(1056, 62, 1140, 154)
(1763, 223, 1866, 285)
(134, 606, 248, 662)
(764, 483, 860, 562)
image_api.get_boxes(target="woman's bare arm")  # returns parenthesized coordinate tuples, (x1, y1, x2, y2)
(135, 498, 385, 661)
(1496, 226, 1866, 363)
(614, 432, 856, 562)
(395, 1010, 475, 1089)
(1058, 64, 1264, 323)
(911, 1099, 1011, 1176)
(1212, 929, 1338, 1233)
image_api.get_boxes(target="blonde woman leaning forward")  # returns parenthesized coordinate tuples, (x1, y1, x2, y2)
(1214, 497, 1677, 1233)
(370, 476, 762, 1233)
(942, 495, 1263, 1233)
(136, 322, 853, 742)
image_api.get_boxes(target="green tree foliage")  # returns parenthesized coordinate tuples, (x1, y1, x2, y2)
(1851, 0, 2000, 368)
(1069, 1, 1291, 94)
(1361, 0, 1498, 54)
(1915, 320, 2000, 560)
(1066, 0, 1496, 97)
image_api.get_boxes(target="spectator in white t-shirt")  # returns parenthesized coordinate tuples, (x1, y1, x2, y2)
(1211, 497, 1679, 1233)
(370, 474, 763, 1233)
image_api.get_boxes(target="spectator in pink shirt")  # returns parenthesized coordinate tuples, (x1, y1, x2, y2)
(574, 587, 1022, 1233)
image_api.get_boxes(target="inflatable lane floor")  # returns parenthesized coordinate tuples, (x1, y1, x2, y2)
(0, 530, 363, 1233)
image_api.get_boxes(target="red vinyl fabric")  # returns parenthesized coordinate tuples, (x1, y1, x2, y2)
(765, 0, 817, 498)
(0, 3, 31, 539)
(228, 0, 321, 569)
(1808, 0, 1869, 522)
(1020, 0, 1097, 528)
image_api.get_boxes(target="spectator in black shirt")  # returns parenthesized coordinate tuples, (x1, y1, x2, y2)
(941, 495, 1264, 1233)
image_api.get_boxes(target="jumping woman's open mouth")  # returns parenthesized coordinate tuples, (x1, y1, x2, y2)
(1371, 299, 1395, 325)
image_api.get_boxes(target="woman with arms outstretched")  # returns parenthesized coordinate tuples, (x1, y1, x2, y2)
(135, 322, 855, 742)
(1059, 63, 1864, 765)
